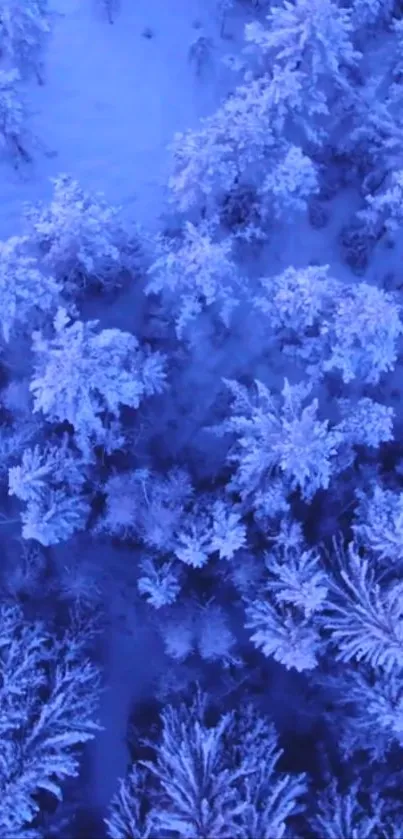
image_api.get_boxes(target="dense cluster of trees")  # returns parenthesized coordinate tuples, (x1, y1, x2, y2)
(2, 0, 403, 835)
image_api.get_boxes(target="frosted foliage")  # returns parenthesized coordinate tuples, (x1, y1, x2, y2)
(30, 309, 166, 454)
(245, 0, 360, 83)
(197, 604, 236, 663)
(245, 598, 322, 671)
(100, 467, 192, 547)
(173, 497, 245, 567)
(209, 500, 246, 560)
(341, 75, 403, 170)
(147, 223, 240, 337)
(162, 604, 236, 665)
(168, 78, 278, 211)
(351, 0, 396, 28)
(325, 543, 403, 672)
(24, 175, 135, 293)
(255, 264, 332, 334)
(8, 441, 89, 546)
(358, 170, 403, 237)
(332, 667, 403, 757)
(163, 609, 196, 661)
(253, 476, 290, 527)
(0, 236, 60, 341)
(9, 440, 85, 503)
(311, 782, 385, 839)
(256, 268, 403, 386)
(174, 510, 215, 568)
(168, 125, 239, 212)
(354, 486, 403, 564)
(20, 491, 89, 546)
(137, 557, 182, 609)
(142, 694, 306, 838)
(336, 398, 394, 449)
(265, 545, 328, 617)
(106, 767, 154, 839)
(0, 69, 25, 155)
(0, 0, 50, 80)
(259, 145, 318, 219)
(0, 605, 101, 837)
(324, 283, 403, 384)
(218, 378, 339, 503)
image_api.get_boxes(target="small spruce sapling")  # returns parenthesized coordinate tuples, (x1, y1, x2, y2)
(335, 398, 394, 451)
(245, 592, 323, 672)
(29, 309, 166, 456)
(324, 665, 403, 759)
(173, 495, 246, 568)
(137, 556, 182, 609)
(254, 263, 334, 335)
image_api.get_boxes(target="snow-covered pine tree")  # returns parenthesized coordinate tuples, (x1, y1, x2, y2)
(213, 377, 341, 506)
(106, 766, 155, 839)
(24, 174, 140, 295)
(323, 541, 403, 673)
(258, 144, 319, 220)
(99, 467, 192, 547)
(358, 169, 403, 239)
(168, 74, 280, 213)
(244, 0, 361, 87)
(0, 0, 50, 83)
(8, 439, 90, 545)
(137, 556, 182, 609)
(147, 221, 241, 336)
(322, 664, 403, 760)
(0, 68, 30, 162)
(310, 781, 388, 839)
(353, 485, 403, 565)
(350, 0, 396, 30)
(245, 595, 323, 671)
(323, 282, 403, 384)
(0, 604, 101, 836)
(29, 309, 167, 456)
(0, 235, 60, 342)
(137, 691, 307, 838)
